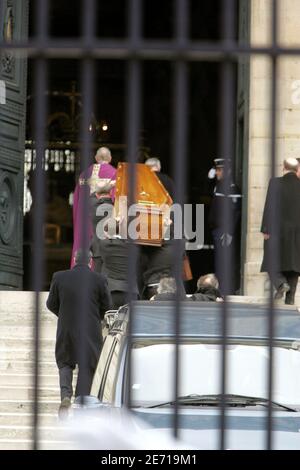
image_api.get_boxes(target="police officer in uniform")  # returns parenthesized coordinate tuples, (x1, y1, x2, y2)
(208, 158, 242, 295)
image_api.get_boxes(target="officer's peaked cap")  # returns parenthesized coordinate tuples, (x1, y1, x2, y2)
(213, 158, 231, 168)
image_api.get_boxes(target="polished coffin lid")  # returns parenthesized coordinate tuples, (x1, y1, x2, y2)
(114, 162, 173, 246)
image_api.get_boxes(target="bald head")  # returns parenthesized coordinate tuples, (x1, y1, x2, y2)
(95, 147, 112, 164)
(283, 158, 299, 173)
(197, 273, 219, 290)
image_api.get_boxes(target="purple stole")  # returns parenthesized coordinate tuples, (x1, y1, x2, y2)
(71, 162, 116, 267)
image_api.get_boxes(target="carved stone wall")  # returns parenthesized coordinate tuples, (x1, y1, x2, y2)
(0, 0, 29, 289)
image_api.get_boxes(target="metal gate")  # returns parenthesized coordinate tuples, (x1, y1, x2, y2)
(0, 0, 294, 451)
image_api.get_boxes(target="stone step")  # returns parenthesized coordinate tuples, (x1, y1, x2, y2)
(0, 373, 59, 387)
(0, 292, 51, 316)
(1, 348, 99, 363)
(227, 295, 300, 307)
(0, 338, 55, 350)
(0, 360, 58, 374)
(0, 439, 73, 450)
(0, 400, 61, 414)
(0, 325, 56, 340)
(0, 413, 58, 426)
(0, 425, 67, 441)
(0, 386, 60, 401)
(0, 315, 55, 326)
(0, 349, 56, 362)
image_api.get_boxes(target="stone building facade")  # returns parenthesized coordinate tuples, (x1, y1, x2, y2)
(243, 0, 300, 296)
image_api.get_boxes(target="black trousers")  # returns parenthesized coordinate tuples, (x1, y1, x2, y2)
(212, 229, 238, 296)
(92, 256, 103, 273)
(269, 270, 299, 304)
(59, 363, 96, 400)
(111, 290, 138, 309)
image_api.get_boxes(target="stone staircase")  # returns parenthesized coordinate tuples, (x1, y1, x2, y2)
(0, 291, 72, 450)
(0, 291, 298, 450)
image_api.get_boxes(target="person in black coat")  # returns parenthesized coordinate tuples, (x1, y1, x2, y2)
(140, 239, 186, 299)
(145, 157, 175, 199)
(192, 273, 223, 302)
(96, 219, 139, 309)
(261, 158, 300, 304)
(208, 158, 242, 295)
(89, 181, 114, 273)
(46, 250, 112, 416)
(151, 277, 188, 301)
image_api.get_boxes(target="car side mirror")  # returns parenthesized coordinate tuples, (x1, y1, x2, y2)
(104, 310, 118, 329)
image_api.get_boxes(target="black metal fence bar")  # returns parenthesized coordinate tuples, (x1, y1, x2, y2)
(24, 0, 291, 449)
(219, 0, 236, 451)
(3, 39, 300, 58)
(126, 0, 142, 410)
(172, 0, 189, 439)
(77, 0, 96, 407)
(267, 0, 279, 451)
(32, 0, 49, 451)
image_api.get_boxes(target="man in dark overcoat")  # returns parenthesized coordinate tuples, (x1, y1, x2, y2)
(46, 250, 112, 416)
(261, 158, 300, 304)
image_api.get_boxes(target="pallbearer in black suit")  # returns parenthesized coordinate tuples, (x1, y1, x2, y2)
(46, 250, 112, 417)
(261, 158, 300, 304)
(89, 180, 114, 272)
(145, 157, 175, 200)
(96, 219, 139, 309)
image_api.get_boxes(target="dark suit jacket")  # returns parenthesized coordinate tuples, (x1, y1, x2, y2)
(192, 286, 221, 301)
(89, 195, 113, 258)
(156, 172, 175, 200)
(141, 239, 185, 286)
(46, 264, 112, 369)
(97, 238, 139, 293)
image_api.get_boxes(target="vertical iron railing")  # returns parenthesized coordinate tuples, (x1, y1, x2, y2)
(219, 0, 236, 450)
(32, 0, 49, 451)
(125, 0, 142, 409)
(172, 0, 189, 439)
(267, 0, 278, 451)
(77, 0, 96, 407)
(0, 0, 288, 450)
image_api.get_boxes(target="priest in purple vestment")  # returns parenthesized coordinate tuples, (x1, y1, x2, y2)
(71, 147, 117, 267)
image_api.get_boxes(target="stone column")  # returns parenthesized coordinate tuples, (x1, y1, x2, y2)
(244, 0, 300, 297)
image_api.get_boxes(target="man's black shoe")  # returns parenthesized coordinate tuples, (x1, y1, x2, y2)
(285, 291, 295, 305)
(274, 282, 290, 300)
(58, 397, 71, 420)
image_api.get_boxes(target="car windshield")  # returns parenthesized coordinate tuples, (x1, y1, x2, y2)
(130, 342, 300, 408)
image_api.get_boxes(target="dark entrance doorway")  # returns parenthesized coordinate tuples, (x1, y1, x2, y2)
(24, 0, 240, 291)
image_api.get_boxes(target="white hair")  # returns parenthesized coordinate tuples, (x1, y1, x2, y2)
(95, 147, 112, 163)
(283, 157, 299, 172)
(145, 157, 161, 172)
(157, 277, 177, 294)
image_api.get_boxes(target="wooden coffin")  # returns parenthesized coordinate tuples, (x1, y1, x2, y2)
(114, 162, 173, 246)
